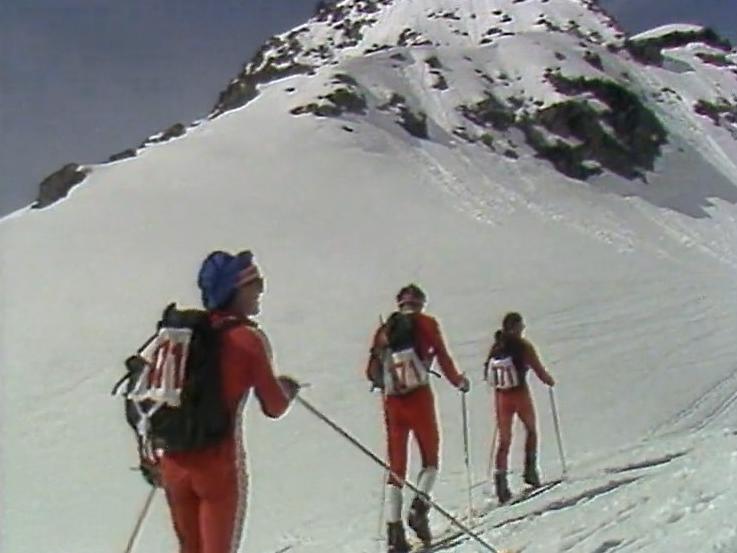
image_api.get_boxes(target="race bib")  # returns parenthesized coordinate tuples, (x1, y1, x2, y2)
(488, 356, 520, 390)
(384, 348, 429, 396)
(130, 327, 193, 407)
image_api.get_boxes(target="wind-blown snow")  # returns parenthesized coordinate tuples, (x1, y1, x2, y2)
(2, 1, 737, 553)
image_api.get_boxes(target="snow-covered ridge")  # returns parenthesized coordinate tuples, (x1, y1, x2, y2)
(630, 23, 707, 43)
(29, 0, 737, 208)
(142, 0, 737, 186)
(225, 0, 737, 184)
(211, 0, 624, 116)
(625, 23, 734, 66)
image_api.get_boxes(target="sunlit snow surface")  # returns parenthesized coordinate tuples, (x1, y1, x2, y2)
(2, 1, 737, 552)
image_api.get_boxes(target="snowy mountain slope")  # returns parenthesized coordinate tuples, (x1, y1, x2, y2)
(4, 83, 737, 553)
(3, 1, 737, 553)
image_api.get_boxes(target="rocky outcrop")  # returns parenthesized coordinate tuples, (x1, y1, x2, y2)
(33, 163, 89, 209)
(143, 123, 187, 147)
(522, 74, 668, 179)
(377, 93, 428, 139)
(211, 0, 395, 117)
(459, 92, 516, 131)
(398, 107, 429, 139)
(696, 52, 732, 67)
(159, 123, 186, 142)
(107, 149, 137, 163)
(694, 98, 737, 130)
(626, 27, 732, 65)
(290, 75, 367, 118)
(213, 62, 313, 116)
(452, 71, 667, 180)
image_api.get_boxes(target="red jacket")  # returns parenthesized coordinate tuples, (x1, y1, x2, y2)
(214, 313, 289, 419)
(366, 311, 464, 391)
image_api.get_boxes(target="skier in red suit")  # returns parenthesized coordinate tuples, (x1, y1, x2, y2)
(484, 312, 555, 504)
(160, 250, 300, 553)
(365, 284, 469, 552)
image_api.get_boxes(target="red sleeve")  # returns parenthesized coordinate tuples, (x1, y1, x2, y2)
(231, 327, 289, 419)
(426, 316, 464, 387)
(523, 339, 553, 383)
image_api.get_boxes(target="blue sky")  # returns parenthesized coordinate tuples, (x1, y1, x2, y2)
(1, 0, 735, 214)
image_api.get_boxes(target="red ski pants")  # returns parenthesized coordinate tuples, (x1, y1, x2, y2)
(384, 386, 440, 487)
(494, 386, 537, 472)
(160, 442, 247, 553)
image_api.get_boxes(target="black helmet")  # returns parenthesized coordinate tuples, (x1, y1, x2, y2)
(396, 283, 427, 308)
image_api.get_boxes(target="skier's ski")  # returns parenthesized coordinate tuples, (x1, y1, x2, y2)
(507, 478, 563, 506)
(410, 479, 563, 552)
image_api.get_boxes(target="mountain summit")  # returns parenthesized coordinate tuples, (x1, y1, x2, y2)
(35, 0, 737, 207)
(213, 0, 622, 116)
(208, 0, 736, 186)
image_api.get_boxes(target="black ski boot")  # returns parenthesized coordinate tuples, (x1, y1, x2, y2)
(407, 497, 432, 547)
(387, 521, 411, 553)
(523, 452, 541, 488)
(494, 471, 512, 504)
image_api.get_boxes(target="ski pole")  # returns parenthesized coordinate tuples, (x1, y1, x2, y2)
(487, 426, 498, 481)
(295, 395, 500, 553)
(487, 388, 498, 481)
(375, 314, 388, 547)
(549, 387, 568, 479)
(377, 470, 388, 546)
(461, 393, 474, 523)
(123, 487, 157, 553)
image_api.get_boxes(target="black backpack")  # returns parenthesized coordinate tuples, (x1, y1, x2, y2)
(385, 311, 418, 354)
(378, 311, 434, 395)
(113, 304, 241, 460)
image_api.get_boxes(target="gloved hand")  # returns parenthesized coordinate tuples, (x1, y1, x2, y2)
(458, 375, 471, 393)
(541, 372, 556, 387)
(278, 375, 302, 400)
(367, 359, 385, 391)
(139, 458, 161, 488)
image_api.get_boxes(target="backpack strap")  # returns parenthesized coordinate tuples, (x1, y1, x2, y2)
(111, 371, 131, 396)
(212, 316, 248, 332)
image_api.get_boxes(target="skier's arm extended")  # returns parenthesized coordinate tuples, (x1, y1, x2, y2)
(523, 339, 555, 387)
(235, 328, 290, 418)
(427, 317, 466, 389)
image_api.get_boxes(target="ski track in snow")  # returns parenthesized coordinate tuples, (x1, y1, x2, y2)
(647, 364, 737, 438)
(603, 451, 689, 474)
(379, 430, 737, 553)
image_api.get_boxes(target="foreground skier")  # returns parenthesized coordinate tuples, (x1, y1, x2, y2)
(159, 250, 300, 553)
